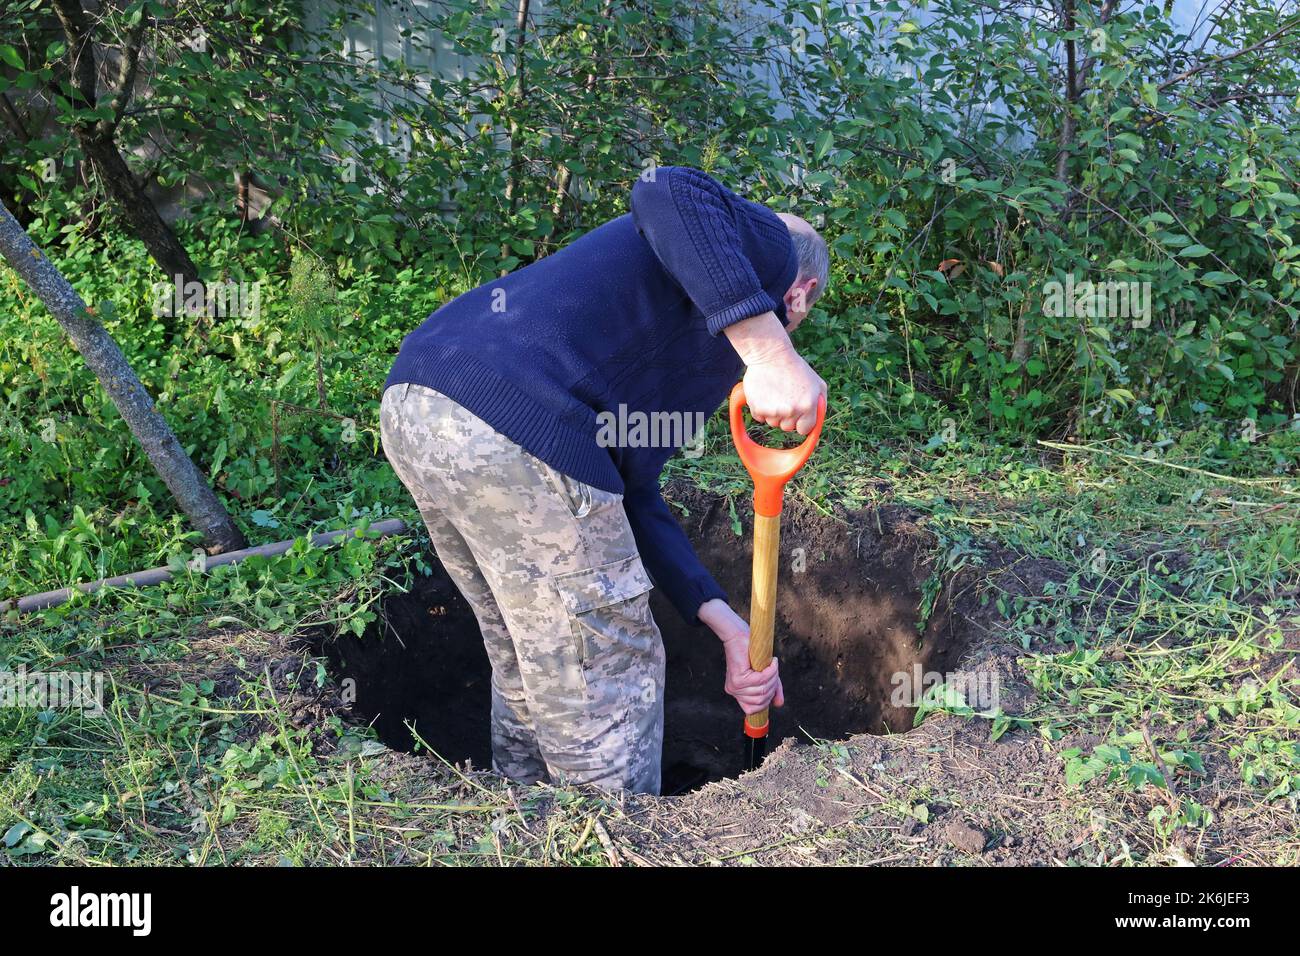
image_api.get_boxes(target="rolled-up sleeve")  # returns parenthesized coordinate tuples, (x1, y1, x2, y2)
(630, 166, 781, 336)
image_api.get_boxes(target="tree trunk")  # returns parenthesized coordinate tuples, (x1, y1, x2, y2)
(540, 0, 611, 255)
(0, 201, 246, 552)
(1053, 0, 1078, 190)
(79, 134, 201, 286)
(51, 0, 201, 288)
(501, 0, 532, 210)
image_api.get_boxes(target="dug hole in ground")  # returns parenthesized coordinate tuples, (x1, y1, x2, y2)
(308, 482, 1086, 863)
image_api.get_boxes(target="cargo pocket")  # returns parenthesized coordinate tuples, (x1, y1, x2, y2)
(552, 555, 657, 671)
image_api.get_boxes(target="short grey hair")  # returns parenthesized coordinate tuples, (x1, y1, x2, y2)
(790, 225, 829, 304)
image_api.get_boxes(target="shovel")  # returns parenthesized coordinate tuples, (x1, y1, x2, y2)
(728, 382, 826, 772)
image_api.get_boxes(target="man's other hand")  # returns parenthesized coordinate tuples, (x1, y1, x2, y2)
(698, 598, 784, 715)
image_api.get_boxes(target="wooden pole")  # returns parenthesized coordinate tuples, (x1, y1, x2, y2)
(744, 512, 781, 737)
(1, 519, 406, 615)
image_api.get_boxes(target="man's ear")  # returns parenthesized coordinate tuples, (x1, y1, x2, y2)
(786, 277, 818, 313)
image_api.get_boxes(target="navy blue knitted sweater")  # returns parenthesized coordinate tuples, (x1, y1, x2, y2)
(385, 167, 797, 622)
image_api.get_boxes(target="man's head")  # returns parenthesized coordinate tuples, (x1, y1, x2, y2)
(777, 213, 828, 333)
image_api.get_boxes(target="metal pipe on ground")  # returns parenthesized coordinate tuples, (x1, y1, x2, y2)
(0, 519, 409, 615)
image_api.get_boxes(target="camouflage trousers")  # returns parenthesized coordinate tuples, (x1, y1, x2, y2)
(380, 383, 665, 794)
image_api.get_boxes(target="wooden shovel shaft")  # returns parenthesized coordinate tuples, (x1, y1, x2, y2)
(728, 382, 825, 759)
(745, 511, 782, 736)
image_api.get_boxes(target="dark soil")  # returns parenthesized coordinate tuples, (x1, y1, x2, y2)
(319, 485, 985, 794)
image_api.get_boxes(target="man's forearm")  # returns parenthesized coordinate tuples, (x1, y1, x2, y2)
(698, 597, 746, 642)
(722, 310, 797, 367)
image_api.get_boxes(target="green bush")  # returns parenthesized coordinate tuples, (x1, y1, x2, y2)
(2, 0, 1299, 589)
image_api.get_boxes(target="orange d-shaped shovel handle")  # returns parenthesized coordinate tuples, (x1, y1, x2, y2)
(728, 383, 826, 517)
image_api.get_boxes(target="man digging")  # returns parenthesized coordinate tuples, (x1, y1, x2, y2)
(381, 166, 828, 794)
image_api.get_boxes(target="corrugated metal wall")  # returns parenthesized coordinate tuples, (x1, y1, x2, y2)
(306, 0, 1252, 152)
(305, 0, 475, 155)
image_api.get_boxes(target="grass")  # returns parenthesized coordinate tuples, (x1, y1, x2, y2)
(3, 415, 1298, 865)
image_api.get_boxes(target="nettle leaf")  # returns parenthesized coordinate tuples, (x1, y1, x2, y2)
(1128, 764, 1167, 789)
